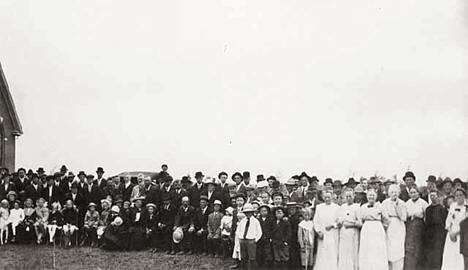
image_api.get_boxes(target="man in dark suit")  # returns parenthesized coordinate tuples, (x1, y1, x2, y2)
(189, 172, 206, 208)
(14, 168, 30, 200)
(83, 174, 102, 205)
(24, 174, 43, 202)
(65, 183, 87, 229)
(257, 204, 273, 267)
(122, 175, 135, 203)
(192, 195, 212, 255)
(0, 173, 16, 200)
(169, 180, 188, 207)
(399, 171, 416, 201)
(216, 172, 230, 195)
(203, 179, 223, 206)
(59, 172, 76, 202)
(161, 176, 174, 203)
(232, 172, 247, 196)
(94, 167, 108, 199)
(174, 196, 196, 254)
(144, 177, 162, 207)
(42, 175, 62, 206)
(157, 194, 178, 254)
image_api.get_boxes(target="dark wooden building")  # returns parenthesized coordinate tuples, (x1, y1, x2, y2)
(0, 63, 23, 171)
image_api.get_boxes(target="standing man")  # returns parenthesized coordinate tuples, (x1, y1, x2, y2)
(232, 172, 246, 195)
(189, 172, 206, 208)
(236, 203, 262, 270)
(95, 167, 107, 199)
(400, 171, 416, 201)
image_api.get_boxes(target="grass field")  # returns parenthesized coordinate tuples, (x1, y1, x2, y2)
(0, 245, 232, 270)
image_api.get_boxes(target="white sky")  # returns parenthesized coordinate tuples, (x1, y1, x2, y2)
(1, 0, 467, 183)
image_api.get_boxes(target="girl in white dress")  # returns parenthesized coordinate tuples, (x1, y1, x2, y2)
(359, 188, 389, 270)
(0, 199, 10, 244)
(441, 188, 466, 270)
(8, 200, 24, 242)
(314, 190, 340, 270)
(337, 188, 361, 270)
(381, 184, 407, 270)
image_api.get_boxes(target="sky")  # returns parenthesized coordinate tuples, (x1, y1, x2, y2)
(0, 0, 467, 183)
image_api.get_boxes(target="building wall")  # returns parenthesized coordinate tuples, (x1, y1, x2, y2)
(0, 98, 17, 171)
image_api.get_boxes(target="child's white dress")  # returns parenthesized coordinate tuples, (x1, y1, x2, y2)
(0, 208, 10, 230)
(8, 208, 25, 227)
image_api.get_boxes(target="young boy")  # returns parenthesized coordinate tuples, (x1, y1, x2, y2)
(256, 204, 273, 267)
(271, 206, 291, 269)
(298, 208, 315, 269)
(235, 203, 262, 269)
(8, 200, 24, 243)
(207, 200, 224, 256)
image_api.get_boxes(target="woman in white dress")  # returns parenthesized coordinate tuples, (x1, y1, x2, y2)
(314, 190, 340, 270)
(337, 188, 361, 270)
(359, 188, 389, 270)
(441, 188, 466, 270)
(381, 184, 407, 270)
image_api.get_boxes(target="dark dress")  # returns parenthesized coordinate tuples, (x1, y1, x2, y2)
(424, 204, 448, 270)
(128, 207, 146, 250)
(18, 208, 36, 244)
(102, 215, 126, 250)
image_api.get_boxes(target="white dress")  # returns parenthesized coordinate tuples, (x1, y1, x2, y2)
(359, 202, 389, 270)
(441, 202, 465, 270)
(381, 198, 407, 263)
(337, 203, 361, 270)
(0, 207, 10, 229)
(314, 202, 340, 270)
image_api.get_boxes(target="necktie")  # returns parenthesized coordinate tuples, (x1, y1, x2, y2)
(243, 217, 250, 239)
(302, 188, 305, 197)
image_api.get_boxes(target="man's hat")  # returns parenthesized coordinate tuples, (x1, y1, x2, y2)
(146, 203, 157, 209)
(257, 175, 265, 182)
(200, 195, 209, 202)
(286, 202, 302, 208)
(101, 199, 111, 206)
(298, 172, 311, 180)
(36, 168, 45, 174)
(242, 203, 255, 213)
(345, 178, 358, 186)
(403, 171, 416, 180)
(232, 172, 243, 180)
(442, 177, 452, 186)
(86, 174, 95, 179)
(427, 175, 437, 183)
(77, 171, 86, 177)
(235, 193, 247, 201)
(88, 202, 97, 208)
(454, 178, 463, 184)
(60, 165, 68, 171)
(310, 176, 319, 182)
(267, 176, 277, 182)
(204, 177, 217, 186)
(181, 176, 192, 184)
(173, 227, 184, 244)
(195, 172, 204, 178)
(257, 181, 268, 189)
(6, 191, 17, 198)
(113, 217, 123, 226)
(111, 205, 120, 213)
(324, 178, 333, 185)
(96, 167, 105, 174)
(213, 200, 223, 206)
(243, 171, 250, 178)
(132, 196, 145, 203)
(285, 178, 297, 186)
(333, 180, 343, 187)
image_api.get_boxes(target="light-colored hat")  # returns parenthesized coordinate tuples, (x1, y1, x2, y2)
(173, 227, 184, 244)
(225, 206, 234, 215)
(132, 196, 145, 203)
(113, 217, 123, 226)
(242, 203, 255, 213)
(111, 205, 120, 213)
(146, 203, 157, 209)
(285, 178, 297, 186)
(213, 200, 222, 206)
(88, 202, 97, 208)
(6, 191, 17, 197)
(101, 199, 111, 206)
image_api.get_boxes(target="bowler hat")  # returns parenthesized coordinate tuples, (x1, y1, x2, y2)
(324, 178, 333, 185)
(36, 168, 45, 174)
(243, 171, 250, 178)
(345, 178, 358, 186)
(96, 167, 105, 174)
(257, 175, 265, 182)
(77, 171, 86, 177)
(195, 172, 204, 178)
(427, 175, 437, 183)
(403, 171, 416, 180)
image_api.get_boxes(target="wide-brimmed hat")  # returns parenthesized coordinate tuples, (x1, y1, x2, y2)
(242, 203, 255, 213)
(132, 196, 145, 203)
(345, 178, 358, 186)
(36, 167, 45, 174)
(257, 181, 268, 189)
(204, 177, 218, 186)
(146, 203, 157, 209)
(96, 167, 105, 174)
(77, 171, 86, 177)
(173, 227, 184, 244)
(231, 172, 243, 180)
(324, 178, 333, 185)
(225, 207, 234, 215)
(113, 217, 123, 226)
(286, 202, 302, 208)
(88, 202, 97, 208)
(213, 200, 223, 206)
(285, 178, 297, 186)
(111, 205, 120, 213)
(195, 172, 204, 178)
(6, 191, 17, 198)
(298, 172, 311, 180)
(257, 175, 265, 182)
(333, 180, 343, 187)
(101, 199, 111, 206)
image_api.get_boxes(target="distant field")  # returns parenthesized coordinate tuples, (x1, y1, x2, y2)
(0, 245, 231, 270)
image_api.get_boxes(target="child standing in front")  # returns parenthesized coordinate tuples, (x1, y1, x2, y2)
(298, 208, 315, 269)
(8, 201, 24, 243)
(271, 206, 292, 269)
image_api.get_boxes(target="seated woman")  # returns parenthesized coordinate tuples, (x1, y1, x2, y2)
(82, 202, 100, 247)
(62, 199, 79, 247)
(47, 202, 64, 244)
(128, 197, 146, 250)
(34, 198, 49, 244)
(18, 198, 36, 244)
(102, 206, 127, 251)
(97, 199, 111, 245)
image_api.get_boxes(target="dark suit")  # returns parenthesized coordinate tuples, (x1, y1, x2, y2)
(14, 177, 30, 193)
(0, 181, 16, 200)
(203, 191, 223, 205)
(145, 186, 162, 207)
(189, 184, 206, 208)
(122, 182, 135, 203)
(94, 178, 108, 198)
(257, 216, 274, 265)
(399, 184, 410, 201)
(65, 192, 87, 227)
(24, 184, 43, 202)
(157, 203, 178, 251)
(193, 206, 212, 253)
(174, 205, 196, 252)
(170, 188, 189, 207)
(271, 219, 292, 263)
(42, 185, 62, 206)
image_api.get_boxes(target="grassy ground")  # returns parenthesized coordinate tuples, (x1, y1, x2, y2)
(0, 245, 232, 270)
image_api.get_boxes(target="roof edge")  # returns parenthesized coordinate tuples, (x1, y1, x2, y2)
(0, 62, 23, 135)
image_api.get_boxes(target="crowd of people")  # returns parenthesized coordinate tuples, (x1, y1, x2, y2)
(0, 164, 467, 270)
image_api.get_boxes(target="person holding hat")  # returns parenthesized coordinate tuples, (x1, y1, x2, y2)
(156, 194, 178, 254)
(193, 195, 212, 255)
(207, 200, 224, 257)
(189, 172, 206, 209)
(82, 202, 100, 247)
(271, 206, 291, 269)
(174, 196, 196, 255)
(314, 190, 340, 270)
(235, 203, 262, 269)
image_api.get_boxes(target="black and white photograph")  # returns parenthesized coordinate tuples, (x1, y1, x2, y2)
(0, 0, 467, 269)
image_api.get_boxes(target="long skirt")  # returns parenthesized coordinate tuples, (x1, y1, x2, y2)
(441, 233, 464, 270)
(404, 218, 424, 270)
(423, 226, 446, 270)
(387, 217, 406, 262)
(338, 227, 359, 270)
(359, 221, 388, 270)
(128, 226, 146, 250)
(314, 228, 338, 270)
